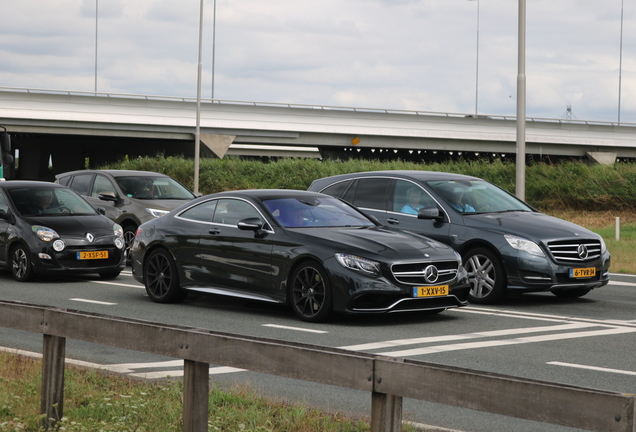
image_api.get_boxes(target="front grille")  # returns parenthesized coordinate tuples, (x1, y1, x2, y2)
(391, 261, 459, 285)
(547, 239, 602, 263)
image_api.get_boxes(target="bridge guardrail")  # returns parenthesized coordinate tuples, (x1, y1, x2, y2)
(0, 299, 633, 432)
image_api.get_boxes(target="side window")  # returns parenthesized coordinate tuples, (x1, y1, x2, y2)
(212, 199, 260, 226)
(179, 200, 217, 223)
(352, 178, 389, 211)
(393, 180, 436, 214)
(91, 175, 116, 198)
(0, 193, 8, 213)
(69, 174, 93, 196)
(57, 176, 71, 186)
(320, 180, 351, 199)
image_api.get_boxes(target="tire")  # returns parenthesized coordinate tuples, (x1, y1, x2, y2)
(552, 288, 591, 299)
(11, 244, 34, 282)
(143, 248, 186, 303)
(463, 247, 506, 304)
(123, 224, 138, 265)
(289, 261, 333, 322)
(98, 270, 121, 279)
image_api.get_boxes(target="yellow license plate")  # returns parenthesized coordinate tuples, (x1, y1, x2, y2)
(414, 285, 449, 297)
(569, 267, 596, 278)
(77, 251, 109, 260)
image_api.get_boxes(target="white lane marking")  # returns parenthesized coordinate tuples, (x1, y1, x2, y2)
(548, 361, 636, 377)
(608, 280, 636, 287)
(377, 326, 636, 357)
(91, 280, 145, 289)
(262, 324, 328, 334)
(69, 298, 117, 305)
(339, 322, 597, 351)
(129, 366, 245, 379)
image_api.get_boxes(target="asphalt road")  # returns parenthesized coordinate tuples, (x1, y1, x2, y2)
(1, 270, 635, 432)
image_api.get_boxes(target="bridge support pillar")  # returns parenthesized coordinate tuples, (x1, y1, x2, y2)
(586, 152, 616, 165)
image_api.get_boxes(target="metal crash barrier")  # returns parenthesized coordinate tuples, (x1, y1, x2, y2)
(0, 300, 633, 432)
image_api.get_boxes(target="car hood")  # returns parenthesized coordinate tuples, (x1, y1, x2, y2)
(465, 211, 599, 241)
(292, 226, 457, 259)
(22, 215, 116, 237)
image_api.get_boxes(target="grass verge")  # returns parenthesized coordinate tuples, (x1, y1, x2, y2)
(0, 352, 422, 432)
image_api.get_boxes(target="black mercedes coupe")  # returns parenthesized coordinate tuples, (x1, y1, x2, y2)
(131, 189, 470, 322)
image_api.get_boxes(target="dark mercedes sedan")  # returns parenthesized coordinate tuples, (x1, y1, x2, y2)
(131, 189, 469, 322)
(0, 181, 126, 281)
(309, 171, 611, 304)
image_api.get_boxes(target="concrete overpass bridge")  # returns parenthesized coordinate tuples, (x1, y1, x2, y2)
(0, 87, 633, 180)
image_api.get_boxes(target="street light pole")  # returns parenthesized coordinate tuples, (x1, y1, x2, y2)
(194, 0, 204, 194)
(516, 0, 526, 201)
(468, 0, 480, 115)
(95, 0, 98, 92)
(211, 0, 217, 99)
(618, 0, 624, 125)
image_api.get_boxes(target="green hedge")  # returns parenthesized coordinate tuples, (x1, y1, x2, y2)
(101, 156, 636, 212)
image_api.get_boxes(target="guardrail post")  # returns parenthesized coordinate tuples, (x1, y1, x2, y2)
(183, 360, 209, 432)
(371, 392, 403, 432)
(41, 334, 66, 431)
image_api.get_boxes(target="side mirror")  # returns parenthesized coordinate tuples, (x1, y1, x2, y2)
(96, 207, 106, 215)
(418, 207, 443, 221)
(237, 217, 263, 231)
(98, 191, 119, 202)
(0, 208, 14, 223)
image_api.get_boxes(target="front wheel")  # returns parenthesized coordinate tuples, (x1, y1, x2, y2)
(463, 247, 506, 304)
(143, 248, 186, 303)
(11, 245, 34, 282)
(289, 261, 332, 322)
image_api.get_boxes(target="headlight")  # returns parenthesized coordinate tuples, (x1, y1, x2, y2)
(504, 234, 545, 257)
(335, 253, 381, 276)
(114, 237, 125, 249)
(113, 223, 123, 238)
(32, 226, 59, 242)
(146, 208, 169, 218)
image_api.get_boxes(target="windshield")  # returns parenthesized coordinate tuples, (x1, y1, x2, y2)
(263, 197, 376, 228)
(115, 176, 195, 200)
(10, 187, 98, 217)
(427, 179, 533, 213)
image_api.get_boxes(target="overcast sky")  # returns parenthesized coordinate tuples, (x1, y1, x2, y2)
(1, 0, 633, 123)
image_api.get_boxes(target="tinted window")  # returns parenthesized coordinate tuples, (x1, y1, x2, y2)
(320, 180, 351, 199)
(179, 200, 217, 223)
(263, 197, 374, 228)
(212, 199, 260, 225)
(91, 175, 116, 198)
(351, 178, 389, 210)
(69, 174, 93, 196)
(393, 180, 436, 214)
(57, 176, 71, 186)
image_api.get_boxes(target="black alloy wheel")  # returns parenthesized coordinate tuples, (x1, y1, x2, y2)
(464, 247, 506, 304)
(290, 261, 332, 322)
(11, 244, 34, 282)
(143, 248, 186, 303)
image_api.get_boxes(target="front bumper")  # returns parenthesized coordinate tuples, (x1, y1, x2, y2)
(325, 259, 471, 314)
(503, 248, 611, 293)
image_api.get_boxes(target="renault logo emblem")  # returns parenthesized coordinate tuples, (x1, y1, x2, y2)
(86, 233, 94, 243)
(424, 265, 439, 283)
(577, 244, 588, 259)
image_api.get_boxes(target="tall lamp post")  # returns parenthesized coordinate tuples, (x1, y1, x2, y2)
(618, 0, 624, 125)
(468, 0, 480, 115)
(516, 0, 526, 201)
(94, 0, 98, 92)
(211, 0, 217, 99)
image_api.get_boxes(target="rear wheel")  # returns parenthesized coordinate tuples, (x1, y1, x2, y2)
(144, 248, 186, 303)
(11, 245, 34, 282)
(290, 261, 332, 322)
(463, 247, 506, 304)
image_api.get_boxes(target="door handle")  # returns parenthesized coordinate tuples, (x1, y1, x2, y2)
(208, 228, 221, 234)
(387, 218, 400, 225)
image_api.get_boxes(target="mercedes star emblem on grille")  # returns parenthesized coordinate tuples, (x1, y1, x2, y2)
(424, 265, 439, 283)
(577, 244, 588, 259)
